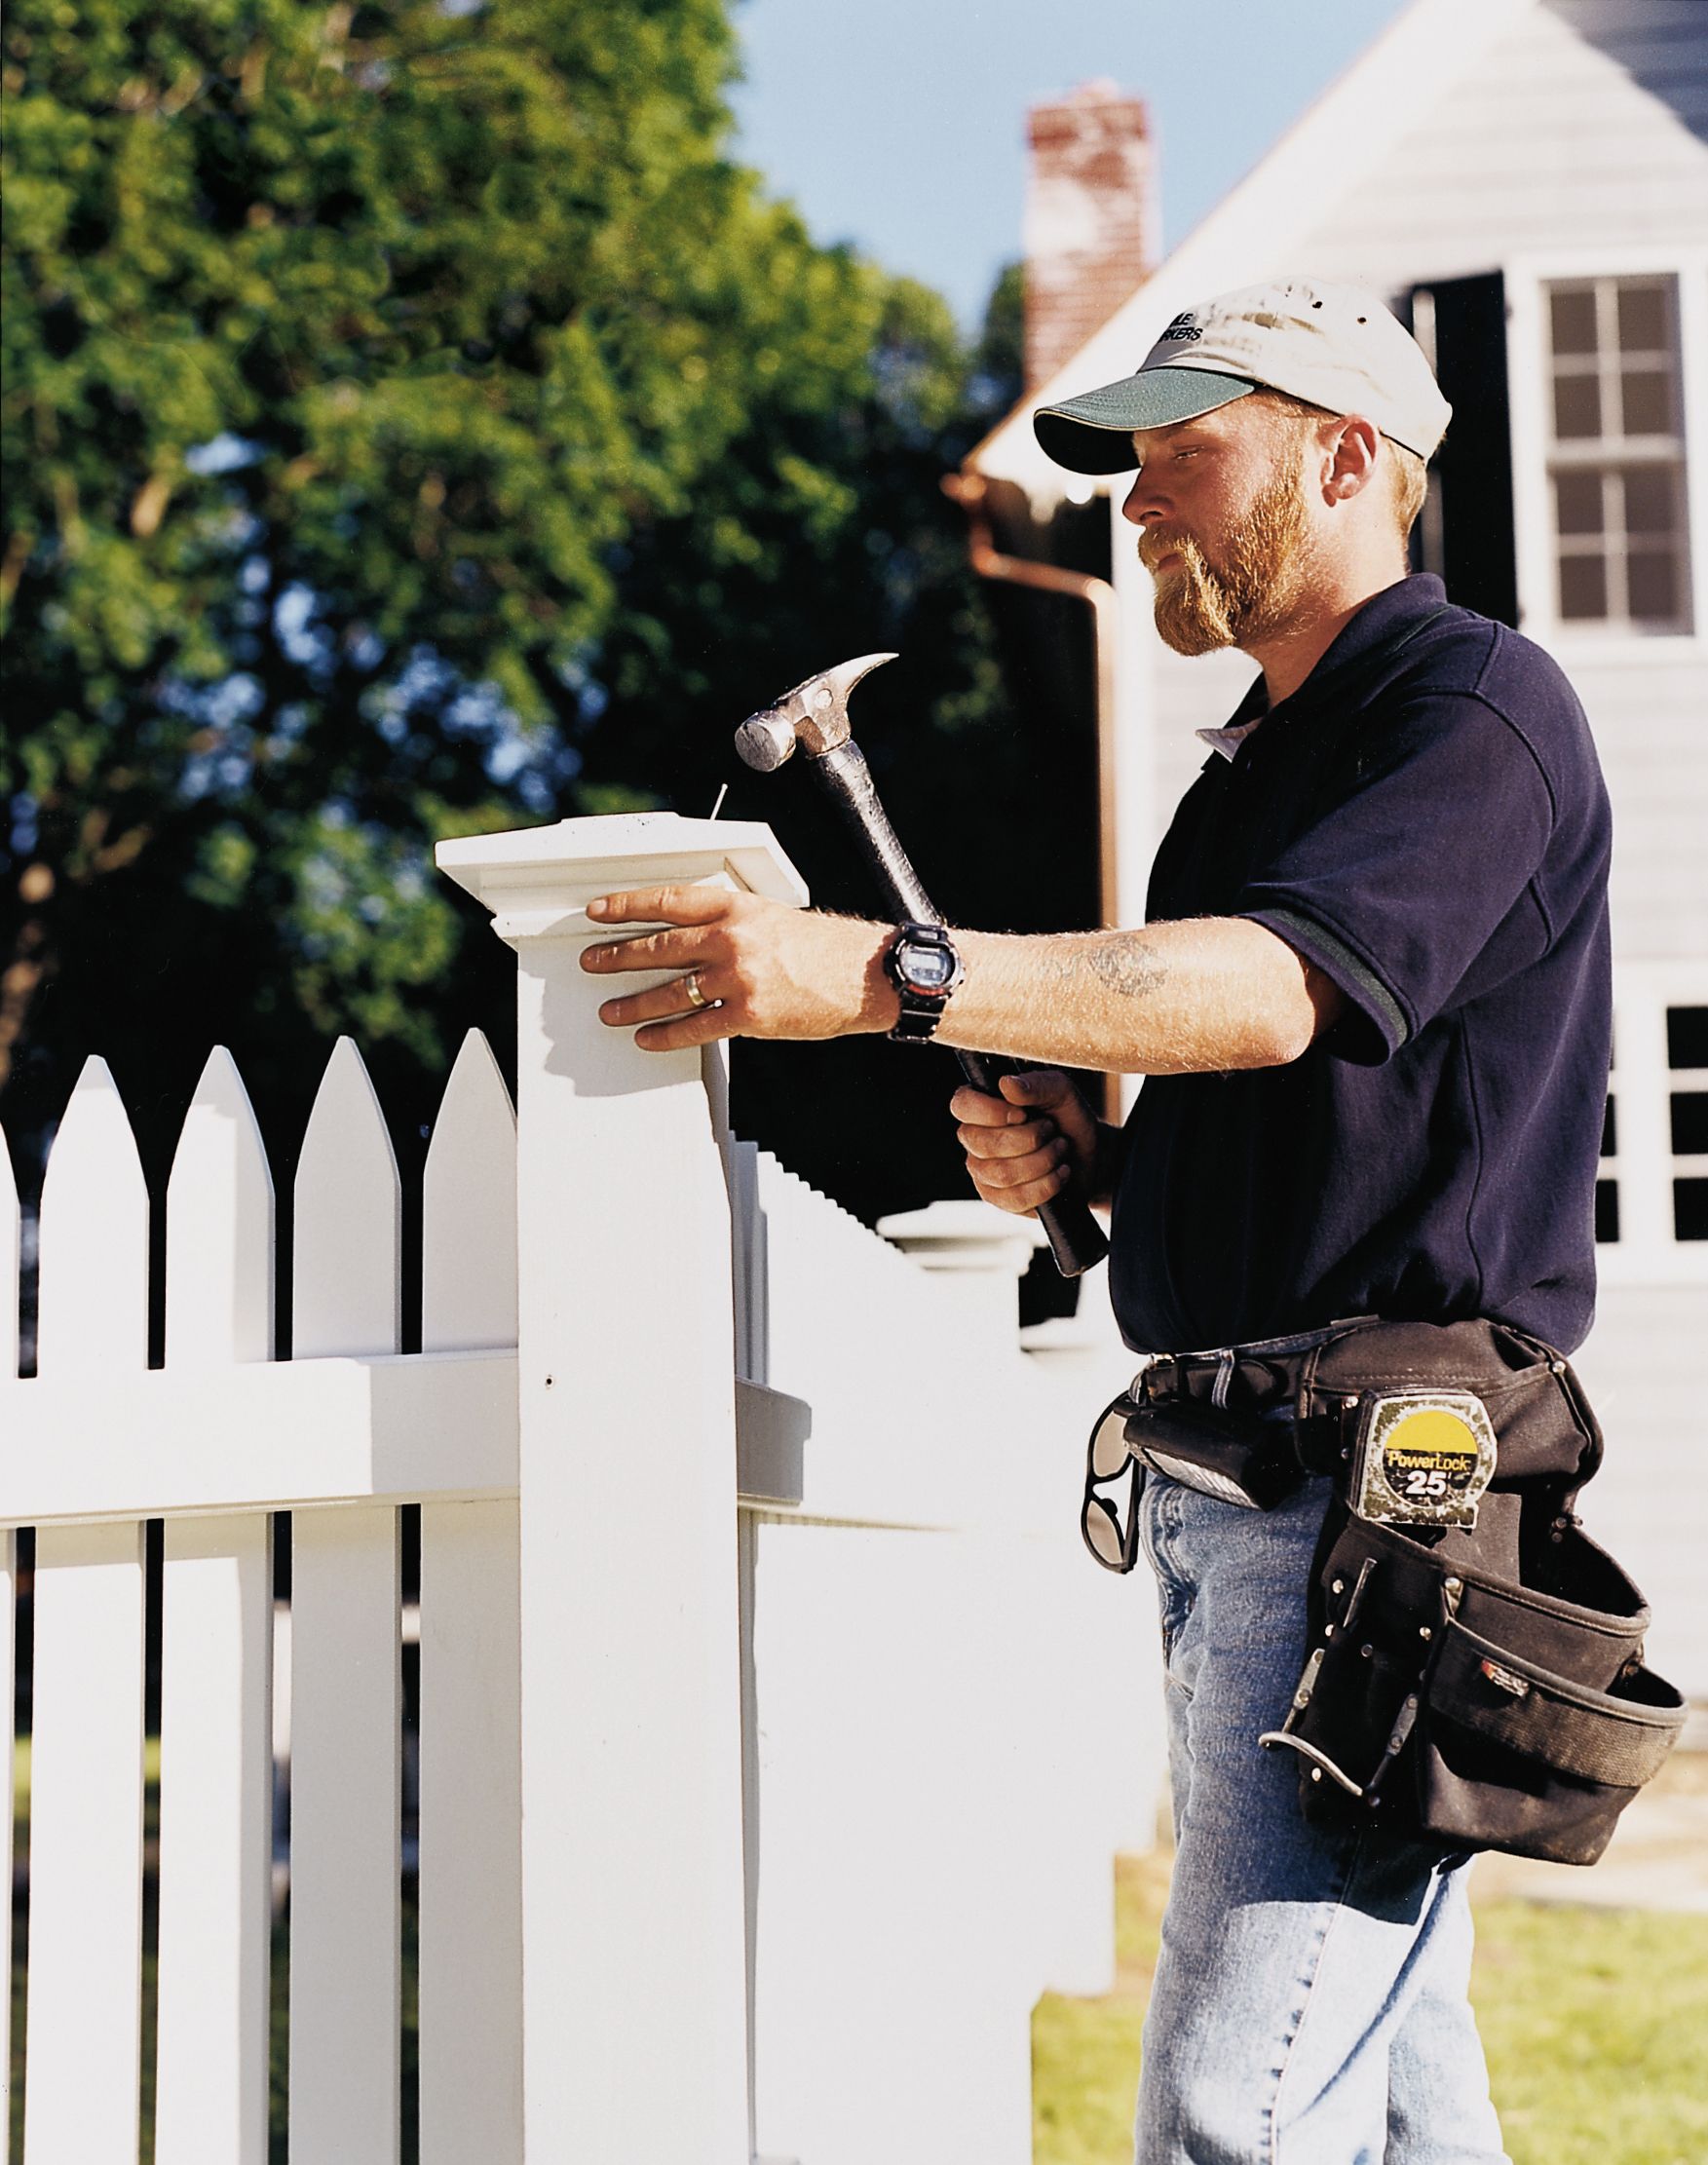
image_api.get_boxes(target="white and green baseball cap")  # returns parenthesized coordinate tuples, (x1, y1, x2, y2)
(1033, 277, 1452, 475)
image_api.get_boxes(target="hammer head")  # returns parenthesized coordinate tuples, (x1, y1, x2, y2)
(734, 651, 896, 772)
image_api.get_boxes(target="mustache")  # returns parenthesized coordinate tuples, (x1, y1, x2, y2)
(1138, 528, 1201, 573)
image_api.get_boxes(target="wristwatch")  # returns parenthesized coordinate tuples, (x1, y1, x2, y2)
(883, 922, 964, 1043)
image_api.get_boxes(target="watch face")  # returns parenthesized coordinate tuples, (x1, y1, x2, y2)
(901, 941, 956, 990)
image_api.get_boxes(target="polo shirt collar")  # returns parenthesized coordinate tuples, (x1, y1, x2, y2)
(1195, 574, 1449, 761)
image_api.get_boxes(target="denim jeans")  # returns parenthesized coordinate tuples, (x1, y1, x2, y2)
(1133, 1468, 1511, 2165)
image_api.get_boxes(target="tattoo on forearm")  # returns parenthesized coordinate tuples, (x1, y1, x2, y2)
(1077, 932, 1170, 1001)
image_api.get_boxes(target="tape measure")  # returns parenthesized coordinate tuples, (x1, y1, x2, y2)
(1349, 1390, 1498, 1528)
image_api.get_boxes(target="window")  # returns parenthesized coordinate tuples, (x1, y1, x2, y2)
(1594, 970, 1708, 1284)
(1668, 1005, 1708, 1242)
(1544, 277, 1691, 632)
(1595, 1078, 1619, 1244)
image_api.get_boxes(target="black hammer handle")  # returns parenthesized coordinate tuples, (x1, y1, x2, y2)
(815, 742, 1109, 1278)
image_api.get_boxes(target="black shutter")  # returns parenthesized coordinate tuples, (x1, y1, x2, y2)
(1404, 273, 1520, 627)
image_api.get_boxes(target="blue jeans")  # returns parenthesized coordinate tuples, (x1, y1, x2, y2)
(1133, 1469, 1511, 2165)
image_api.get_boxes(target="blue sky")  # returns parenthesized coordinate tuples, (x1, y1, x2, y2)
(730, 0, 1414, 329)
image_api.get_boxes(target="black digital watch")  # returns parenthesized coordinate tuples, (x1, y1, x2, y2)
(883, 922, 964, 1043)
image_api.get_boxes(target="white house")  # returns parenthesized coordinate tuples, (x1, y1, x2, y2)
(967, 0, 1708, 1700)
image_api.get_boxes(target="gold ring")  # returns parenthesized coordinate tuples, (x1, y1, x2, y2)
(682, 969, 710, 1010)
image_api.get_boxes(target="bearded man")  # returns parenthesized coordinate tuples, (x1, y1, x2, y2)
(583, 280, 1611, 2163)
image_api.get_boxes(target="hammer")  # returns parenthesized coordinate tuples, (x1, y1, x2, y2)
(734, 653, 1109, 1278)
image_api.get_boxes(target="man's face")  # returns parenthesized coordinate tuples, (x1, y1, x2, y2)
(1120, 399, 1312, 657)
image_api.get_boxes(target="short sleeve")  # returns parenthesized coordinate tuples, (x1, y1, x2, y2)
(1237, 694, 1555, 1065)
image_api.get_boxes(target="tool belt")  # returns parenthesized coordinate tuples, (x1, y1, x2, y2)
(1118, 1314, 1687, 1865)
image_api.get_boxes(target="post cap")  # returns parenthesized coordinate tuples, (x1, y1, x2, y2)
(436, 812, 809, 941)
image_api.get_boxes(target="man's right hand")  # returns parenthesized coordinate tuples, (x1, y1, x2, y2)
(951, 1069, 1104, 1219)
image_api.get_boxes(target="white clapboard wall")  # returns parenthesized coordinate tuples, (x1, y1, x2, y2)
(1, 1009, 1152, 2163)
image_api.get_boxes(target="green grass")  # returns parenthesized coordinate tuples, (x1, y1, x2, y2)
(1032, 1853, 1708, 2165)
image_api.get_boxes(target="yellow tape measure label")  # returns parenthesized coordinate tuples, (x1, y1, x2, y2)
(1351, 1392, 1498, 1527)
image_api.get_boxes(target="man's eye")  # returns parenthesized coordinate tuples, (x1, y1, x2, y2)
(1173, 448, 1200, 462)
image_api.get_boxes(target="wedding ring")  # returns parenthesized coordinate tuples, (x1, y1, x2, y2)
(682, 969, 710, 1010)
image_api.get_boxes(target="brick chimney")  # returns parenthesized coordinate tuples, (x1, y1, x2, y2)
(1023, 82, 1156, 392)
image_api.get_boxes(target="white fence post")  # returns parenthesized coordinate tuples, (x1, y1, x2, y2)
(436, 811, 808, 2164)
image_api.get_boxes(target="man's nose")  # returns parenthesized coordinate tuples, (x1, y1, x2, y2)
(1120, 473, 1163, 527)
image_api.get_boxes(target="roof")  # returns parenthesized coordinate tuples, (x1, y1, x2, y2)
(969, 0, 1543, 506)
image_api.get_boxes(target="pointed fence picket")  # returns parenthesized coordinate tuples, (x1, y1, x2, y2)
(417, 1030, 523, 2165)
(287, 1037, 404, 2165)
(24, 1058, 150, 2165)
(154, 1048, 277, 2165)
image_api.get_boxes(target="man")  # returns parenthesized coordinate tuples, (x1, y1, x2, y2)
(582, 278, 1611, 2161)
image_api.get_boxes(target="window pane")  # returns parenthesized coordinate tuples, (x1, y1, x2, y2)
(1668, 1007, 1708, 1069)
(1559, 552, 1609, 620)
(1595, 1179, 1619, 1243)
(1553, 372, 1602, 439)
(1550, 287, 1599, 356)
(1601, 1095, 1617, 1158)
(1627, 551, 1679, 624)
(1616, 283, 1668, 353)
(1671, 1092, 1708, 1156)
(1620, 368, 1673, 437)
(1622, 467, 1676, 536)
(1555, 470, 1604, 536)
(1674, 1178, 1708, 1241)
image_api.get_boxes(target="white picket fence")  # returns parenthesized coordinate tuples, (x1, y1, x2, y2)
(0, 811, 1162, 2165)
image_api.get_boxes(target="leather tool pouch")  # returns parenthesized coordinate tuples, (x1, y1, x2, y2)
(1118, 1396, 1301, 1511)
(1257, 1317, 1687, 1864)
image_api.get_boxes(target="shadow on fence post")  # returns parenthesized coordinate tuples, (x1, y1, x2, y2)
(436, 812, 808, 2164)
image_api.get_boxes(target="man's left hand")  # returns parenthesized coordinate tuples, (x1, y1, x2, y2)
(581, 886, 896, 1050)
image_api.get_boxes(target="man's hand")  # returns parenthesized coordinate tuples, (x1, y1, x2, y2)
(953, 1070, 1104, 1218)
(582, 885, 896, 1050)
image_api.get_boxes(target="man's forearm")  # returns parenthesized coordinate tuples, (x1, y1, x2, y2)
(579, 885, 1344, 1069)
(925, 917, 1344, 1075)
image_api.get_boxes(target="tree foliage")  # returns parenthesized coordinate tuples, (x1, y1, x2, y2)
(1, 0, 1093, 1234)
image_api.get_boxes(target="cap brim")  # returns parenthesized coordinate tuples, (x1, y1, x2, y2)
(1033, 368, 1256, 475)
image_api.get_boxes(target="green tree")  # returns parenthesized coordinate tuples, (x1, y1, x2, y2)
(2, 3, 1097, 1246)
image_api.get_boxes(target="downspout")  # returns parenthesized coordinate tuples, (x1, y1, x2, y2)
(941, 470, 1120, 936)
(942, 468, 1123, 1123)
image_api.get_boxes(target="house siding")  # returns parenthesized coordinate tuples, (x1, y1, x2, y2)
(1285, 1, 1708, 288)
(1574, 656, 1708, 962)
(1573, 1282, 1707, 1697)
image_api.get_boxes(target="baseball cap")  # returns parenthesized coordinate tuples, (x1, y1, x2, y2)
(1033, 277, 1452, 474)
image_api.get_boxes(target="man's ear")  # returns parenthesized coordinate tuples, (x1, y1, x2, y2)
(1322, 415, 1382, 505)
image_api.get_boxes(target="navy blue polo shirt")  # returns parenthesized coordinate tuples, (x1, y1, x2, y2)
(1109, 574, 1612, 1357)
